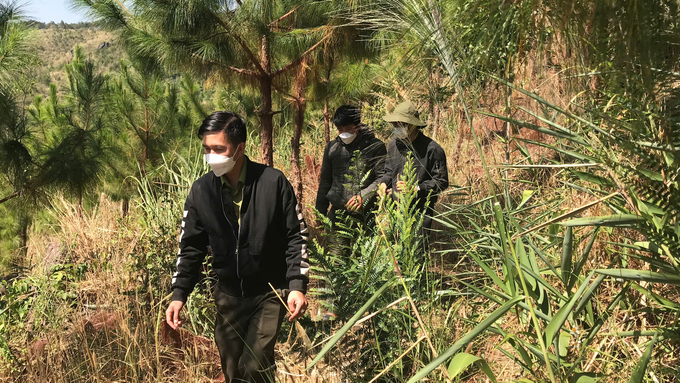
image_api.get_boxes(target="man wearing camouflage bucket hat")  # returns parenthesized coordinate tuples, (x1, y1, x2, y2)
(378, 101, 449, 232)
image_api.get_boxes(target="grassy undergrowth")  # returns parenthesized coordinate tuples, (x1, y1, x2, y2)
(1, 133, 678, 382)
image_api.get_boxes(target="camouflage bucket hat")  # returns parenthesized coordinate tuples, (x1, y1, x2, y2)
(383, 101, 426, 127)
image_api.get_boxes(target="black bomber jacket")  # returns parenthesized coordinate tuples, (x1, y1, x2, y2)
(378, 132, 449, 210)
(315, 128, 387, 215)
(171, 157, 309, 302)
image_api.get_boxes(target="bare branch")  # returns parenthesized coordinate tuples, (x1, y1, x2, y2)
(115, 0, 132, 16)
(269, 5, 300, 31)
(212, 18, 268, 76)
(272, 31, 331, 78)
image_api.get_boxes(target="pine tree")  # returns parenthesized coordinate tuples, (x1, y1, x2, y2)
(37, 46, 114, 216)
(74, 0, 346, 167)
(0, 1, 39, 205)
(112, 58, 180, 174)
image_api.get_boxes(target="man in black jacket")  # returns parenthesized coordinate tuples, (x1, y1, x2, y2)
(315, 105, 387, 224)
(165, 112, 309, 383)
(379, 101, 449, 231)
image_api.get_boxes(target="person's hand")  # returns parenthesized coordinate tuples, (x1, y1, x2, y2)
(346, 195, 363, 212)
(396, 180, 415, 194)
(377, 183, 387, 198)
(287, 290, 308, 321)
(166, 300, 184, 330)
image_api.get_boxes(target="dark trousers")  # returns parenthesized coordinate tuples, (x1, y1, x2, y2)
(214, 287, 287, 383)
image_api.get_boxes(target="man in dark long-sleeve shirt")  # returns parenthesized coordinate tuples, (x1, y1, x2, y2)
(315, 105, 387, 224)
(378, 101, 449, 231)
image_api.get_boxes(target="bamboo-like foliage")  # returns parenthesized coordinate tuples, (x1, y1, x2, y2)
(344, 0, 680, 381)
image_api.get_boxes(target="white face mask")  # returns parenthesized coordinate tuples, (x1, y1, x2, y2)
(393, 126, 408, 139)
(339, 132, 357, 144)
(205, 153, 237, 177)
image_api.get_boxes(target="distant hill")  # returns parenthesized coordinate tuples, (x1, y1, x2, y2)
(31, 23, 125, 96)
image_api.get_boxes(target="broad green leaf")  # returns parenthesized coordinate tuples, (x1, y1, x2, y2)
(517, 240, 536, 290)
(545, 272, 594, 346)
(630, 283, 680, 309)
(517, 137, 596, 162)
(517, 335, 559, 364)
(517, 189, 535, 210)
(561, 227, 573, 285)
(573, 274, 606, 315)
(636, 167, 664, 182)
(571, 372, 605, 383)
(447, 352, 497, 383)
(562, 214, 644, 227)
(636, 200, 665, 216)
(493, 202, 508, 257)
(615, 330, 676, 338)
(558, 330, 570, 357)
(629, 334, 658, 383)
(633, 241, 668, 256)
(571, 171, 614, 187)
(493, 202, 515, 295)
(528, 246, 545, 305)
(307, 279, 394, 370)
(406, 296, 523, 383)
(527, 238, 560, 280)
(596, 269, 680, 285)
(514, 261, 568, 301)
(517, 106, 575, 135)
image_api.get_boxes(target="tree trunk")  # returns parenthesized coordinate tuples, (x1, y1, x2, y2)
(259, 76, 274, 167)
(324, 100, 331, 144)
(259, 36, 274, 166)
(122, 198, 129, 218)
(142, 130, 149, 175)
(291, 104, 305, 203)
(290, 59, 308, 203)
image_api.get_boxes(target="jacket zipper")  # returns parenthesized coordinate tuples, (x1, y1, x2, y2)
(220, 187, 244, 297)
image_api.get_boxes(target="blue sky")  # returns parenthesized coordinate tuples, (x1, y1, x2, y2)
(23, 0, 88, 23)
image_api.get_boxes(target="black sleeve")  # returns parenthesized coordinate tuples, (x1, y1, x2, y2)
(314, 142, 333, 216)
(360, 139, 388, 199)
(171, 184, 209, 303)
(281, 176, 310, 293)
(417, 145, 449, 199)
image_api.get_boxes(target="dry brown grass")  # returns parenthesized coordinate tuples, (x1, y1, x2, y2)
(3, 194, 350, 382)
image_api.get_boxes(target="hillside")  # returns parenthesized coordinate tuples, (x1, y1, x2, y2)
(32, 25, 124, 95)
